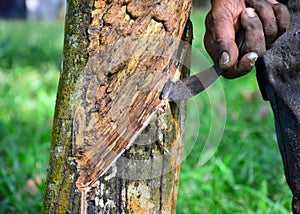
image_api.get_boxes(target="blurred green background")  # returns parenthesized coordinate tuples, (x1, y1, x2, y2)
(0, 8, 292, 214)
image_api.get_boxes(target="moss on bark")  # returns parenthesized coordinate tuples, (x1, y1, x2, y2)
(42, 0, 192, 213)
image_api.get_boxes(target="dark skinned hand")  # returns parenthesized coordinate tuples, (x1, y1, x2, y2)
(204, 0, 290, 78)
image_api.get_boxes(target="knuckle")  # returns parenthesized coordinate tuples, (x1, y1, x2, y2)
(264, 18, 278, 36)
(273, 3, 289, 15)
(248, 0, 278, 31)
(245, 19, 261, 31)
(273, 4, 290, 29)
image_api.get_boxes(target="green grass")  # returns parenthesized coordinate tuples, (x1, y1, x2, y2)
(0, 10, 292, 213)
(0, 21, 64, 213)
(177, 9, 292, 213)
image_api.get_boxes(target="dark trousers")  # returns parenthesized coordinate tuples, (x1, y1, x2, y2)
(256, 0, 300, 212)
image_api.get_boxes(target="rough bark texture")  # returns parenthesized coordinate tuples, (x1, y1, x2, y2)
(42, 0, 192, 213)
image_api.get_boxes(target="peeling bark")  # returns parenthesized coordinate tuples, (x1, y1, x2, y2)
(42, 0, 192, 213)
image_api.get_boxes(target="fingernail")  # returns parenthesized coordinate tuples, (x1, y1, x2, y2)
(248, 52, 258, 66)
(244, 8, 256, 18)
(220, 52, 230, 66)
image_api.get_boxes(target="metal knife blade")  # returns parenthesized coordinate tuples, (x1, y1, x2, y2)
(160, 63, 224, 101)
(161, 29, 246, 102)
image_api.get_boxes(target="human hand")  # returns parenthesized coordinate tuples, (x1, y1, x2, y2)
(204, 0, 290, 78)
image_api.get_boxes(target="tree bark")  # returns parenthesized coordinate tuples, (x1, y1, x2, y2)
(42, 0, 192, 213)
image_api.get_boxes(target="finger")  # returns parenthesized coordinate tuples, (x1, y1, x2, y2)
(223, 52, 258, 79)
(247, 0, 278, 48)
(272, 3, 290, 37)
(240, 8, 266, 57)
(204, 13, 219, 62)
(222, 8, 264, 79)
(204, 9, 239, 70)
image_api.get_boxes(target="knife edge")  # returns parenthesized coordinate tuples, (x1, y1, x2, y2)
(160, 64, 224, 101)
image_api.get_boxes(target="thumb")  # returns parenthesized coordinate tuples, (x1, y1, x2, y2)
(204, 6, 241, 70)
(215, 20, 239, 70)
(204, 0, 248, 70)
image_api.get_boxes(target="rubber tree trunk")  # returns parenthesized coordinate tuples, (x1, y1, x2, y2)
(42, 0, 192, 213)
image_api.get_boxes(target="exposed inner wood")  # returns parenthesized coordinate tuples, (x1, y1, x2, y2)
(72, 0, 192, 192)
